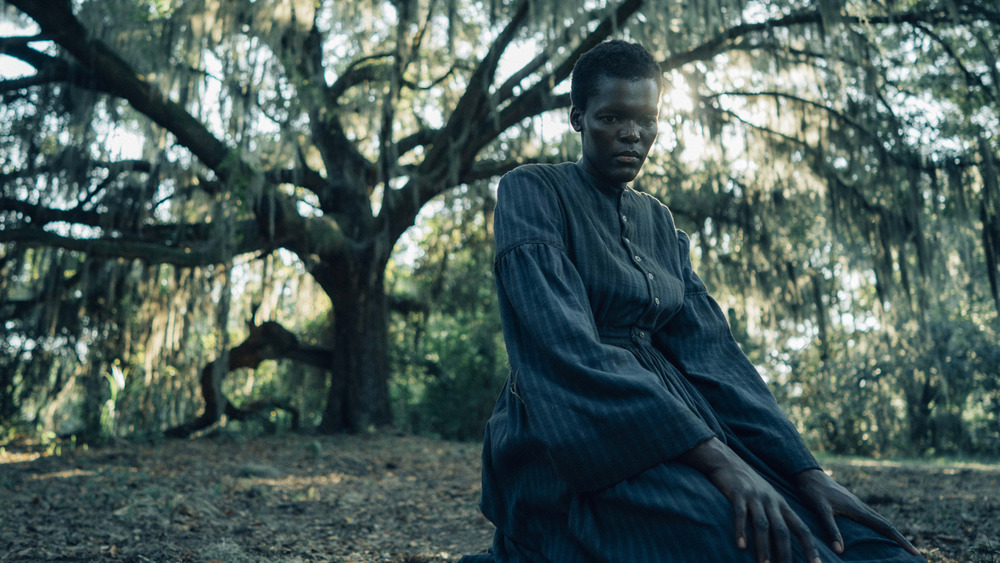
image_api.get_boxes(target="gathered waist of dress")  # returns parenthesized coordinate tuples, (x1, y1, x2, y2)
(597, 325, 654, 347)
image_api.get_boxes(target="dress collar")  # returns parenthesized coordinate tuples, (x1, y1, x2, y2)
(573, 161, 629, 194)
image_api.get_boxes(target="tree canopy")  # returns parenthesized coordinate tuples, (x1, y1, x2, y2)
(1, 0, 998, 453)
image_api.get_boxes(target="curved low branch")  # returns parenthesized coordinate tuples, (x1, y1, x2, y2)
(164, 321, 333, 438)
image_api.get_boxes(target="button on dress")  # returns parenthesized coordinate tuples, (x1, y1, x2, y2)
(470, 163, 923, 562)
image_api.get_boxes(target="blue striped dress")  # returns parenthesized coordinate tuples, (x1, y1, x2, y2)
(463, 163, 922, 562)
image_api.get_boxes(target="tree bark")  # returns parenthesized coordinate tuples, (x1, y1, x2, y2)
(319, 270, 392, 433)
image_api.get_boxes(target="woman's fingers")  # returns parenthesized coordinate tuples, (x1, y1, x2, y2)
(768, 510, 792, 563)
(813, 497, 844, 553)
(785, 504, 822, 563)
(733, 496, 749, 549)
(748, 500, 772, 563)
(744, 497, 822, 563)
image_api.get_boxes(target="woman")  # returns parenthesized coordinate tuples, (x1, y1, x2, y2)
(463, 40, 924, 563)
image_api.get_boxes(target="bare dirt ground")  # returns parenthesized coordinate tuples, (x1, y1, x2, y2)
(1, 432, 998, 562)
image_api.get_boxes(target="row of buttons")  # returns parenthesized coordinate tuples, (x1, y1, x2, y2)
(621, 201, 662, 345)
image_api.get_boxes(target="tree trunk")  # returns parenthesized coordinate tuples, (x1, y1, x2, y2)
(319, 270, 392, 433)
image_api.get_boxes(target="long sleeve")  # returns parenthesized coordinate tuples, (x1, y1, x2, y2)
(653, 231, 820, 478)
(493, 169, 717, 493)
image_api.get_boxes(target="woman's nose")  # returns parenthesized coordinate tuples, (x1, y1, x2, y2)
(620, 121, 640, 141)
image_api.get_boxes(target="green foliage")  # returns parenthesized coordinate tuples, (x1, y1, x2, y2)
(388, 184, 507, 441)
(392, 310, 506, 441)
(758, 297, 1000, 458)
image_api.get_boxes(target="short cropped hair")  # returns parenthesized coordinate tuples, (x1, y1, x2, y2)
(570, 40, 663, 111)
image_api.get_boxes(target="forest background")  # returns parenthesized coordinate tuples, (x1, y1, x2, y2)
(2, 0, 1000, 463)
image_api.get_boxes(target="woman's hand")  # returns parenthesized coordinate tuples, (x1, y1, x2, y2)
(680, 438, 822, 563)
(796, 468, 922, 558)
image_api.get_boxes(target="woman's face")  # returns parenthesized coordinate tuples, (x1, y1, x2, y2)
(571, 75, 660, 189)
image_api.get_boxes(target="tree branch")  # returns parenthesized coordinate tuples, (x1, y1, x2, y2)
(460, 155, 566, 185)
(705, 89, 924, 169)
(263, 166, 328, 194)
(419, 0, 532, 174)
(0, 38, 109, 95)
(6, 0, 248, 183)
(164, 320, 328, 438)
(659, 6, 1000, 73)
(380, 0, 535, 244)
(910, 20, 999, 105)
(707, 101, 977, 177)
(280, 18, 375, 214)
(493, 0, 643, 145)
(0, 226, 263, 266)
(1, 197, 103, 226)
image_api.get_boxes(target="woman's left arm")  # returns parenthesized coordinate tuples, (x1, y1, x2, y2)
(653, 230, 819, 478)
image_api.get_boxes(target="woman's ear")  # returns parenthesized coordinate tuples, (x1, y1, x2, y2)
(570, 106, 583, 132)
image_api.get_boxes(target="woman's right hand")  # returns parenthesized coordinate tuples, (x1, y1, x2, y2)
(679, 438, 822, 563)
